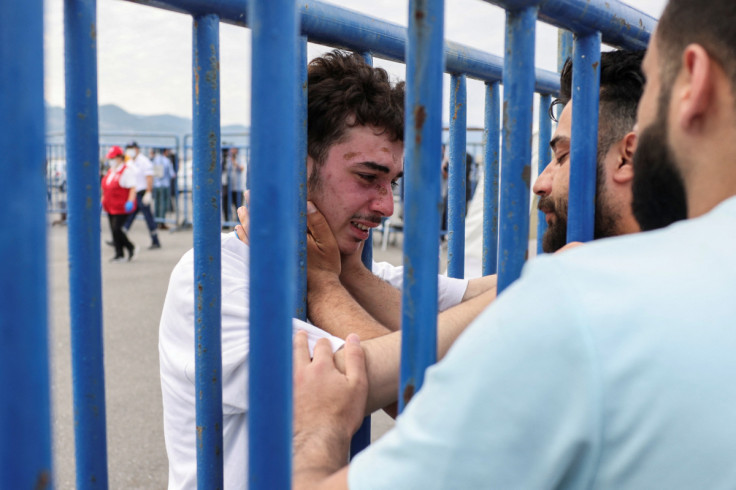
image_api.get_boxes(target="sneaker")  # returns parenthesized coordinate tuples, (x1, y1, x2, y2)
(109, 256, 127, 263)
(105, 240, 115, 247)
(128, 245, 140, 262)
(148, 242, 161, 250)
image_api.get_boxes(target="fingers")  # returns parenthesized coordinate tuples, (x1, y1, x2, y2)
(306, 201, 334, 245)
(234, 225, 247, 243)
(342, 334, 367, 387)
(236, 197, 250, 245)
(555, 241, 584, 254)
(293, 330, 311, 368)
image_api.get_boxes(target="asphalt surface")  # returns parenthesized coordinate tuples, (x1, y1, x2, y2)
(49, 214, 406, 488)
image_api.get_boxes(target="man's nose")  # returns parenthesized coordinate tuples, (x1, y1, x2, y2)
(533, 161, 554, 197)
(370, 185, 394, 217)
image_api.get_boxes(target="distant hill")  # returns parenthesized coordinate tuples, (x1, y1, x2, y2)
(46, 103, 249, 147)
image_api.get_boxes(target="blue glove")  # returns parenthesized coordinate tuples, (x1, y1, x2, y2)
(124, 200, 134, 213)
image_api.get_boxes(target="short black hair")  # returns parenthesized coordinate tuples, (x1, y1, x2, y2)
(657, 0, 736, 103)
(550, 49, 645, 160)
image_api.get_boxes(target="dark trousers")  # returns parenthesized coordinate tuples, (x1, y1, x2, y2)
(109, 213, 134, 258)
(222, 185, 230, 222)
(124, 190, 159, 243)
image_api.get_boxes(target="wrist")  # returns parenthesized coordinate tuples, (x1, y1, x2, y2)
(339, 258, 370, 289)
(307, 273, 342, 300)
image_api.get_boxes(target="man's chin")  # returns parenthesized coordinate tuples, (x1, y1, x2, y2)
(338, 239, 363, 257)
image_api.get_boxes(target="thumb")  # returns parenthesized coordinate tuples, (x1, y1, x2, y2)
(343, 334, 367, 387)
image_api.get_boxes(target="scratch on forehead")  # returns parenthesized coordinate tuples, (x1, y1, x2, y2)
(343, 151, 359, 160)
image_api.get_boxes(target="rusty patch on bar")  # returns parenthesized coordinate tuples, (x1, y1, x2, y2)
(592, 61, 599, 72)
(414, 105, 426, 145)
(34, 470, 51, 490)
(452, 79, 462, 121)
(415, 9, 425, 21)
(522, 164, 531, 188)
(90, 22, 96, 41)
(403, 382, 415, 405)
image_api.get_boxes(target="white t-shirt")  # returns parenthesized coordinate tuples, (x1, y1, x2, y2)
(130, 152, 154, 191)
(159, 233, 469, 489)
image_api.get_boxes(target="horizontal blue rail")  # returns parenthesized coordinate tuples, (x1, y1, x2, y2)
(484, 0, 655, 49)
(126, 0, 560, 92)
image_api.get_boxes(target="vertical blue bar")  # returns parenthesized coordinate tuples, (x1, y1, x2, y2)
(536, 93, 552, 254)
(352, 49, 374, 458)
(447, 73, 467, 279)
(497, 6, 538, 293)
(0, 1, 52, 488)
(249, 0, 298, 487)
(64, 1, 110, 487)
(359, 51, 375, 269)
(295, 36, 308, 321)
(482, 81, 501, 276)
(566, 32, 601, 244)
(557, 30, 573, 119)
(192, 14, 224, 489)
(400, 0, 444, 412)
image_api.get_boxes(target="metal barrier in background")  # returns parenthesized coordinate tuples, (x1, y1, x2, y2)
(3, 0, 656, 487)
(46, 134, 182, 229)
(180, 133, 251, 229)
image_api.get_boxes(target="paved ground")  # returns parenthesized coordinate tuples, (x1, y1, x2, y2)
(49, 214, 411, 488)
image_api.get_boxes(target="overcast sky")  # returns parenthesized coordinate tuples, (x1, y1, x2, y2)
(43, 0, 668, 127)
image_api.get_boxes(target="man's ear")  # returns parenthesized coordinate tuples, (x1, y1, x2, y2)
(611, 131, 637, 185)
(307, 156, 315, 179)
(677, 44, 714, 133)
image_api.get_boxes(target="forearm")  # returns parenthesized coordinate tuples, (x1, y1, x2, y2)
(146, 175, 153, 192)
(335, 286, 496, 414)
(128, 188, 136, 201)
(340, 263, 401, 331)
(308, 275, 392, 340)
(462, 274, 498, 301)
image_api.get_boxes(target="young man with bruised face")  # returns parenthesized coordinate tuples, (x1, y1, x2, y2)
(292, 1, 736, 488)
(294, 51, 496, 334)
(159, 51, 496, 490)
(534, 49, 649, 253)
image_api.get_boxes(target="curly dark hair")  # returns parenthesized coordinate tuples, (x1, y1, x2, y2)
(550, 49, 645, 160)
(307, 50, 405, 166)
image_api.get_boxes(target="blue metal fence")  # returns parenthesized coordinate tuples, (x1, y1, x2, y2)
(2, 0, 658, 487)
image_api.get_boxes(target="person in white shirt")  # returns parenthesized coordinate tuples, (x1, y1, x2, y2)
(123, 141, 162, 249)
(160, 50, 497, 490)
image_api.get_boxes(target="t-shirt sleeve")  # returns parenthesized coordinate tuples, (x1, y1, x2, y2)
(291, 318, 345, 354)
(141, 156, 154, 176)
(119, 167, 137, 189)
(372, 261, 469, 312)
(349, 259, 601, 489)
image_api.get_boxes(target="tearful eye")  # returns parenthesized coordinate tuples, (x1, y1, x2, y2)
(391, 181, 399, 190)
(358, 173, 376, 183)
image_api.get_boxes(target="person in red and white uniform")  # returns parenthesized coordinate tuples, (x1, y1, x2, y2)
(102, 146, 139, 262)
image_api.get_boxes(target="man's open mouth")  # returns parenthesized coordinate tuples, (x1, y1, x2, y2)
(351, 221, 372, 232)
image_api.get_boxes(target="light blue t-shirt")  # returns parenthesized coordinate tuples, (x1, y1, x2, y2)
(350, 196, 736, 489)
